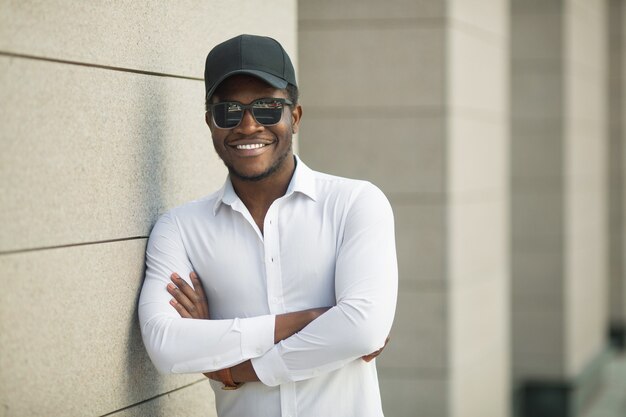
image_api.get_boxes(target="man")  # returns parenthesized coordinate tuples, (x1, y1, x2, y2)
(138, 34, 398, 417)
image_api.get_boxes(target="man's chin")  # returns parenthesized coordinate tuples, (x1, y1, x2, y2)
(227, 161, 282, 182)
(225, 149, 292, 182)
(229, 168, 274, 182)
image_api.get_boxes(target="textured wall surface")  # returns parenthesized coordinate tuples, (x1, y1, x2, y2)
(0, 1, 296, 416)
(563, 0, 608, 378)
(298, 1, 510, 416)
(446, 1, 510, 416)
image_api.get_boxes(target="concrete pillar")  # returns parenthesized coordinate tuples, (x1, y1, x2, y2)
(0, 2, 297, 416)
(511, 0, 609, 415)
(608, 0, 626, 351)
(298, 1, 510, 416)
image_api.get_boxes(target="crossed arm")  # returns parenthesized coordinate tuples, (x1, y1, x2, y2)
(166, 271, 389, 385)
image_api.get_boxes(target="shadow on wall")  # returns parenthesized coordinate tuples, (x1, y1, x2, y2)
(122, 75, 167, 416)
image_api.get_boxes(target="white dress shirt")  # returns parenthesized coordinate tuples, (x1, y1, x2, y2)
(138, 156, 398, 417)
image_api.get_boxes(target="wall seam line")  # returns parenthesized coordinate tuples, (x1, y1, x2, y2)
(98, 378, 207, 417)
(0, 51, 203, 81)
(0, 236, 148, 256)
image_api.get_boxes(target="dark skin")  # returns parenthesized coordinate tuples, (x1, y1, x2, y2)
(207, 75, 299, 233)
(167, 75, 389, 384)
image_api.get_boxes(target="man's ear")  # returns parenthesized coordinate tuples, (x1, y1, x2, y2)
(291, 104, 303, 134)
(205, 111, 211, 127)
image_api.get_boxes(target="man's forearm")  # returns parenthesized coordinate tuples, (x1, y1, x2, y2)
(225, 307, 331, 383)
(274, 307, 330, 343)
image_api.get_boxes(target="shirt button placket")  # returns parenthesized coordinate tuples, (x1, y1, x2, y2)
(265, 208, 283, 315)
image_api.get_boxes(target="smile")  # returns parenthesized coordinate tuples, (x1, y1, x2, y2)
(235, 143, 268, 150)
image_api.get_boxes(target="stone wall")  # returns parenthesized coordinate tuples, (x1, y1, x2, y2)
(0, 2, 297, 416)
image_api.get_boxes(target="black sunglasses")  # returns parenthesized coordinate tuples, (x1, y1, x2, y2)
(210, 97, 293, 129)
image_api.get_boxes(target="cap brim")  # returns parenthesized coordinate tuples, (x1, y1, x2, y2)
(206, 69, 289, 100)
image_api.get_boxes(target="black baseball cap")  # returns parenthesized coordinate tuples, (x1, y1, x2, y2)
(204, 34, 297, 101)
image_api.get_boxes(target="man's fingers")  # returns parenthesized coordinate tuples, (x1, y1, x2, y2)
(362, 336, 391, 362)
(203, 371, 228, 383)
(169, 297, 192, 318)
(190, 271, 209, 318)
(168, 274, 199, 317)
(171, 274, 200, 310)
(168, 272, 211, 319)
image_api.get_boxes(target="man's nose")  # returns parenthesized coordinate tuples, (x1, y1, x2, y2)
(234, 109, 263, 134)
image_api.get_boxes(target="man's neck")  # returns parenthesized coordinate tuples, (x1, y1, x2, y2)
(230, 155, 296, 231)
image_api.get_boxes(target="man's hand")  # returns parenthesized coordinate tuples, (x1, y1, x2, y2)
(167, 272, 209, 320)
(361, 336, 390, 362)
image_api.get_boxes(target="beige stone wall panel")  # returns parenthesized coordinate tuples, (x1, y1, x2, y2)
(511, 250, 564, 303)
(511, 129, 563, 182)
(449, 200, 508, 284)
(298, 116, 446, 195)
(512, 309, 565, 378)
(622, 0, 626, 325)
(393, 203, 446, 283)
(108, 380, 216, 417)
(0, 56, 225, 253)
(299, 0, 444, 20)
(512, 70, 563, 121)
(450, 335, 508, 417)
(448, 117, 508, 195)
(450, 0, 509, 37)
(511, 0, 564, 14)
(608, 0, 626, 324)
(298, 27, 446, 108)
(448, 26, 508, 117)
(378, 375, 447, 417)
(450, 277, 508, 368)
(563, 0, 608, 378)
(511, 11, 562, 61)
(378, 288, 447, 371)
(511, 193, 564, 250)
(0, 0, 297, 79)
(0, 240, 213, 416)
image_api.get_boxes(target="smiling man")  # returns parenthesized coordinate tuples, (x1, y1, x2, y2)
(138, 34, 398, 417)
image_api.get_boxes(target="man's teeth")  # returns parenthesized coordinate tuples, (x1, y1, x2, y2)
(236, 143, 267, 150)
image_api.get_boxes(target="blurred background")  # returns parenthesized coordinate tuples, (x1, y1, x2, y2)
(0, 1, 624, 416)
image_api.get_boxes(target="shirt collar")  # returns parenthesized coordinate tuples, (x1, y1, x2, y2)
(212, 155, 317, 216)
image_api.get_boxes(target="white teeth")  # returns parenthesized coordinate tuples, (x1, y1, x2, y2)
(236, 143, 267, 150)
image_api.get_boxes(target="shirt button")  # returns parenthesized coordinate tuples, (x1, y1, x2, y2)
(272, 297, 280, 304)
(256, 348, 263, 355)
(271, 257, 274, 262)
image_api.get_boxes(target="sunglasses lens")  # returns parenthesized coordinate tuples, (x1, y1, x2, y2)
(213, 102, 243, 128)
(212, 99, 287, 128)
(252, 99, 284, 126)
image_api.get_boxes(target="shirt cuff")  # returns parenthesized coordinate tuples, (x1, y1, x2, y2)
(239, 314, 275, 359)
(250, 345, 291, 387)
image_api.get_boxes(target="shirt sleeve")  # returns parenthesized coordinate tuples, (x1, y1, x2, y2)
(138, 211, 276, 374)
(251, 183, 398, 386)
